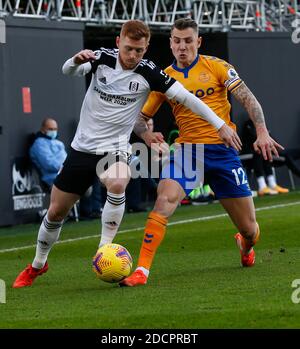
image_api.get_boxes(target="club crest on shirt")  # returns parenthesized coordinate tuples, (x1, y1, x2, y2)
(199, 71, 211, 82)
(227, 68, 238, 79)
(129, 81, 139, 92)
(224, 68, 240, 88)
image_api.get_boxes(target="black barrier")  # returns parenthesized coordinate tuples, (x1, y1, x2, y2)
(0, 329, 298, 347)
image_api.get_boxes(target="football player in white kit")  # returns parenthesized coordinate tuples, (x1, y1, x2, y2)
(13, 20, 241, 288)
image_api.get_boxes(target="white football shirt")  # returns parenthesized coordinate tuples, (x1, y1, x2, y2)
(62, 48, 179, 154)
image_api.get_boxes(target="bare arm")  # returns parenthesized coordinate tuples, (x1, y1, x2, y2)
(133, 113, 149, 138)
(231, 82, 266, 131)
(133, 113, 164, 146)
(231, 82, 284, 160)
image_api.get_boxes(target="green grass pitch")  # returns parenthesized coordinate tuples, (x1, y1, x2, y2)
(0, 192, 300, 329)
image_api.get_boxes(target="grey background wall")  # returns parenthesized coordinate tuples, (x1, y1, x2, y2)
(0, 19, 85, 226)
(0, 21, 299, 227)
(228, 32, 300, 145)
(227, 32, 300, 186)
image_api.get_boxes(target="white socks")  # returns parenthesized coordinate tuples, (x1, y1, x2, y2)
(257, 176, 267, 191)
(99, 191, 126, 247)
(257, 175, 277, 190)
(267, 175, 277, 189)
(32, 214, 63, 269)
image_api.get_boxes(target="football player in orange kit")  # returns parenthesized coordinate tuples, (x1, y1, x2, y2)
(120, 18, 284, 286)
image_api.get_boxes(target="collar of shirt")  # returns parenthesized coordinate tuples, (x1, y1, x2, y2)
(171, 54, 199, 78)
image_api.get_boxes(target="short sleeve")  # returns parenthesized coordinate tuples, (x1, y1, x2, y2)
(141, 91, 167, 118)
(215, 60, 243, 92)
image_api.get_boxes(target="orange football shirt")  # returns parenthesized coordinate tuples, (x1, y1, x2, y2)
(142, 55, 243, 144)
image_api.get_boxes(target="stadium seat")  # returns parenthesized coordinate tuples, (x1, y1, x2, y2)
(271, 155, 296, 190)
(240, 152, 299, 190)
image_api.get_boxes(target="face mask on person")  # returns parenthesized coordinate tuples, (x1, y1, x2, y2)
(46, 130, 58, 139)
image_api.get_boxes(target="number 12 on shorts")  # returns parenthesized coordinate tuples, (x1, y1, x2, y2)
(232, 167, 248, 186)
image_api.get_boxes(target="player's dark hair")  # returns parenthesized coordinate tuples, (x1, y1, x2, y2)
(120, 20, 151, 41)
(171, 18, 199, 35)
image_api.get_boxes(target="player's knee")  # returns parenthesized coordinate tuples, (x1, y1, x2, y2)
(154, 194, 167, 210)
(154, 193, 180, 215)
(107, 180, 126, 194)
(47, 205, 67, 222)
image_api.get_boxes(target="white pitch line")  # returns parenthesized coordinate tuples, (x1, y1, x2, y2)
(1, 200, 300, 254)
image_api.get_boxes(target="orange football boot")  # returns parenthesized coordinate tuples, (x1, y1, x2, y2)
(235, 233, 256, 267)
(119, 270, 147, 287)
(272, 185, 289, 194)
(12, 262, 49, 288)
(258, 186, 277, 196)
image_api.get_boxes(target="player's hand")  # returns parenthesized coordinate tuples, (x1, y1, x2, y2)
(142, 130, 164, 148)
(253, 129, 284, 161)
(150, 142, 170, 162)
(73, 50, 97, 64)
(218, 124, 242, 151)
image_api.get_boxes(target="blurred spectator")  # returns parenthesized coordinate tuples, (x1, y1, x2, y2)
(29, 118, 67, 190)
(126, 118, 157, 213)
(166, 125, 192, 205)
(252, 154, 289, 196)
(79, 178, 104, 219)
(167, 125, 179, 153)
(126, 177, 147, 213)
(189, 184, 215, 205)
(140, 118, 158, 204)
(146, 118, 154, 132)
(241, 119, 289, 196)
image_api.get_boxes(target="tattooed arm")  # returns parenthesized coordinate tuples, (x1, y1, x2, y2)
(231, 82, 266, 130)
(231, 82, 284, 161)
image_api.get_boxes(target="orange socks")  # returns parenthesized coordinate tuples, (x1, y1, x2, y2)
(137, 211, 168, 271)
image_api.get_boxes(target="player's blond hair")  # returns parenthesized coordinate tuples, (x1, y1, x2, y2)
(120, 20, 151, 42)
